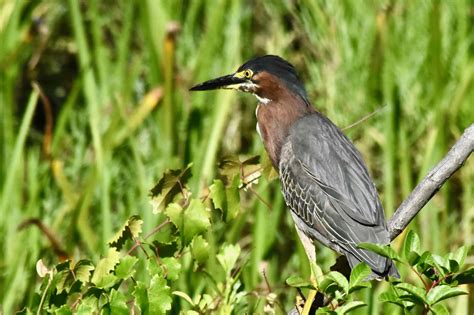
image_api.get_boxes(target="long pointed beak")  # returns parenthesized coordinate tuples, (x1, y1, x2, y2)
(189, 74, 245, 91)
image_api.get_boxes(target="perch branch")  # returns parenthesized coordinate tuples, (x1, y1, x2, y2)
(387, 123, 474, 240)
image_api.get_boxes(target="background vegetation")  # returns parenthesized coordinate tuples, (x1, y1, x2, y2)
(0, 0, 473, 313)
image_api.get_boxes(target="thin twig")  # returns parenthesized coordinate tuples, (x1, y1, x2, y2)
(262, 268, 272, 293)
(37, 272, 53, 315)
(144, 219, 171, 240)
(18, 218, 68, 260)
(387, 124, 474, 240)
(342, 106, 386, 131)
(126, 219, 171, 256)
(248, 186, 273, 211)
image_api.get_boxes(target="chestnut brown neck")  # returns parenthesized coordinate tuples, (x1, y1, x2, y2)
(255, 75, 315, 169)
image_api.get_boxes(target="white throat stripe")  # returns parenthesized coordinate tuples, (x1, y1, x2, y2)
(255, 94, 271, 104)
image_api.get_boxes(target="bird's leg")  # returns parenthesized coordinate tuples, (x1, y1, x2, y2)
(295, 228, 320, 314)
(294, 228, 353, 314)
(296, 228, 316, 263)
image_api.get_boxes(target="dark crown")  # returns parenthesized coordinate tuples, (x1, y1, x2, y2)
(237, 55, 308, 102)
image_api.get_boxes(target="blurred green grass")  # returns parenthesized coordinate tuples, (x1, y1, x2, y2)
(0, 0, 473, 313)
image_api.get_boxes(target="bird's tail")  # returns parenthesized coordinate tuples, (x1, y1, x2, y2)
(376, 259, 399, 279)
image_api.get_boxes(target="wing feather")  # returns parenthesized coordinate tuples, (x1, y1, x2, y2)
(279, 113, 391, 274)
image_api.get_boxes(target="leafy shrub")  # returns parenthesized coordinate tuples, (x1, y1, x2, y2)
(25, 164, 473, 314)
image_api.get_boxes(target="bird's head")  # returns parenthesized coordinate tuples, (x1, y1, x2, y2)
(190, 55, 308, 104)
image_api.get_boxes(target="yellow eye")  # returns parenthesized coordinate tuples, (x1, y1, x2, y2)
(244, 69, 253, 78)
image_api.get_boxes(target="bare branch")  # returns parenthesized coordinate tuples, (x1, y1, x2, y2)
(388, 124, 474, 240)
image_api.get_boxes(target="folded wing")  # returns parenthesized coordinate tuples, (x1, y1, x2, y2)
(279, 113, 393, 275)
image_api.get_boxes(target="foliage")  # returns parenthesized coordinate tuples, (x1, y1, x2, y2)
(25, 164, 474, 313)
(22, 165, 261, 314)
(287, 230, 473, 314)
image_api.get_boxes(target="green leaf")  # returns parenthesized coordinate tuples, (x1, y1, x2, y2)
(76, 305, 93, 314)
(315, 306, 336, 314)
(115, 256, 138, 280)
(129, 217, 143, 238)
(108, 289, 129, 315)
(109, 215, 143, 250)
(217, 244, 241, 275)
(417, 251, 434, 265)
(209, 178, 240, 222)
(350, 286, 372, 297)
(261, 153, 279, 181)
(403, 230, 421, 264)
(310, 261, 324, 279)
(191, 235, 209, 264)
(432, 254, 449, 275)
(453, 267, 474, 284)
(172, 291, 195, 306)
(146, 258, 161, 277)
(217, 155, 243, 181)
(450, 246, 468, 266)
(285, 276, 315, 289)
(358, 243, 401, 261)
(416, 251, 437, 278)
(318, 277, 335, 293)
(133, 281, 148, 314)
(446, 246, 468, 272)
(166, 200, 210, 245)
(153, 223, 177, 246)
(54, 305, 72, 315)
(218, 155, 260, 185)
(395, 282, 427, 305)
(335, 301, 366, 314)
(149, 275, 172, 314)
(55, 261, 71, 272)
(379, 290, 406, 308)
(349, 263, 372, 293)
(226, 175, 240, 221)
(55, 260, 94, 293)
(96, 274, 118, 289)
(150, 164, 192, 214)
(430, 303, 449, 315)
(184, 199, 211, 243)
(198, 294, 214, 310)
(427, 285, 467, 305)
(318, 271, 349, 297)
(76, 296, 98, 315)
(91, 248, 120, 287)
(160, 257, 181, 281)
(51, 261, 70, 293)
(326, 271, 349, 294)
(56, 270, 74, 293)
(447, 259, 460, 274)
(403, 230, 420, 255)
(74, 260, 94, 284)
(164, 203, 183, 230)
(209, 179, 225, 213)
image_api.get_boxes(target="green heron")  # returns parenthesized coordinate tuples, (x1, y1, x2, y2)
(190, 55, 398, 279)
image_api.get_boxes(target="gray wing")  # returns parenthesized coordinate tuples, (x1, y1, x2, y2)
(279, 113, 391, 274)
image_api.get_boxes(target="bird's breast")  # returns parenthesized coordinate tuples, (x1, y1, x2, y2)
(255, 103, 291, 168)
(255, 97, 314, 169)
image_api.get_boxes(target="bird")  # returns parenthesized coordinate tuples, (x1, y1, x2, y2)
(190, 55, 398, 279)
